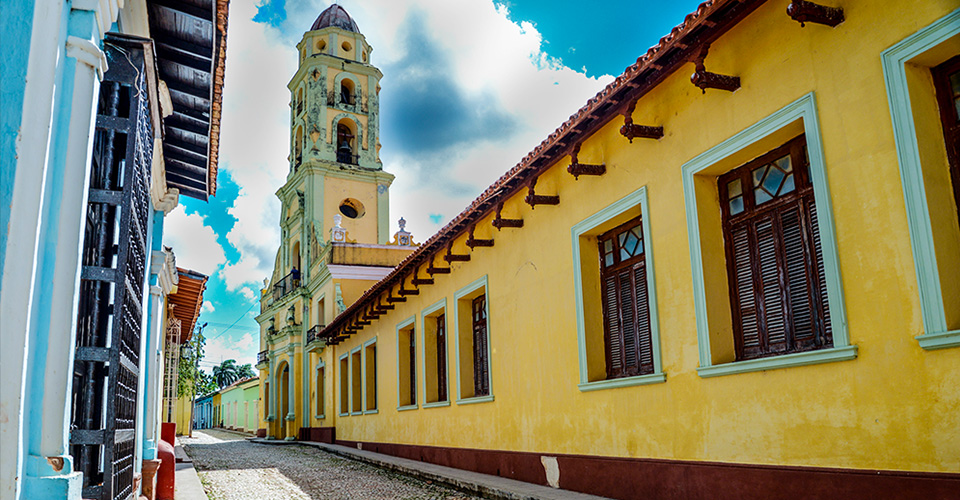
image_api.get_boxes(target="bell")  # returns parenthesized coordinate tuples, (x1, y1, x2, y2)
(339, 141, 351, 153)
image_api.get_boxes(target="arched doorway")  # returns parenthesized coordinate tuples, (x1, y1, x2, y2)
(277, 362, 290, 439)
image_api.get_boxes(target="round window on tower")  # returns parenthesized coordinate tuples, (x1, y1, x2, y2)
(339, 198, 365, 219)
(316, 39, 327, 53)
(341, 41, 352, 54)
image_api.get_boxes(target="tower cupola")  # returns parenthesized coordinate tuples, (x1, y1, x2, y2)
(311, 4, 360, 33)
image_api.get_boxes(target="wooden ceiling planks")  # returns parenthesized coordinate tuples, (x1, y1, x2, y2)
(148, 0, 228, 201)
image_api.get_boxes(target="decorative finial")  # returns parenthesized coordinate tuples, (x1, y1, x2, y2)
(390, 216, 417, 246)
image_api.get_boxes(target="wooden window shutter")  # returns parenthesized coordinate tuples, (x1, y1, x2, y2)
(437, 314, 447, 402)
(409, 327, 416, 404)
(720, 135, 833, 361)
(472, 295, 489, 396)
(602, 274, 624, 377)
(633, 263, 654, 374)
(598, 217, 655, 380)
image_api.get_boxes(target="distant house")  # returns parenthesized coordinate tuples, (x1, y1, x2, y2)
(219, 377, 261, 434)
(256, 1, 960, 499)
(193, 394, 215, 430)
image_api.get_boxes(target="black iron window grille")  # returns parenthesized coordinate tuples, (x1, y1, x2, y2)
(70, 36, 153, 500)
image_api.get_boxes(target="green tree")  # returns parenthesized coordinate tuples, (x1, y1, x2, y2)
(196, 371, 218, 397)
(237, 363, 255, 379)
(177, 325, 208, 398)
(213, 359, 240, 388)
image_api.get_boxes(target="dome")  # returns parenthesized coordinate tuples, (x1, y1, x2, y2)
(310, 4, 360, 33)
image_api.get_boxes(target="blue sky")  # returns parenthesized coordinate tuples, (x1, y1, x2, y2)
(163, 0, 704, 373)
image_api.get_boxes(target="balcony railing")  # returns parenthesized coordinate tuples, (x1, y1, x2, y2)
(336, 150, 359, 165)
(257, 350, 268, 365)
(272, 271, 301, 301)
(306, 324, 325, 345)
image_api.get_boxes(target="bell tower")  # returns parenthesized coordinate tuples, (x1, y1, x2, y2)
(281, 4, 393, 253)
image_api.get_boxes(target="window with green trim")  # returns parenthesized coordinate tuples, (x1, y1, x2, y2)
(882, 16, 960, 349)
(718, 136, 833, 361)
(597, 216, 654, 379)
(422, 307, 449, 404)
(364, 341, 377, 412)
(398, 323, 417, 407)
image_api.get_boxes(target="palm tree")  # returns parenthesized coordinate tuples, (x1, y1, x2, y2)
(212, 359, 239, 388)
(237, 363, 255, 379)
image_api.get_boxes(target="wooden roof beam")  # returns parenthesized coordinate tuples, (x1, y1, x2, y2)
(492, 202, 523, 230)
(466, 225, 494, 248)
(524, 176, 559, 209)
(567, 143, 606, 179)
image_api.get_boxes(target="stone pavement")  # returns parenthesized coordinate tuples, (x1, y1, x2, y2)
(179, 429, 483, 499)
(251, 438, 608, 500)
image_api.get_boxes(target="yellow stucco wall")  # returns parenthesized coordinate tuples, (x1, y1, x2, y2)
(317, 0, 960, 474)
(323, 175, 381, 243)
(174, 394, 193, 436)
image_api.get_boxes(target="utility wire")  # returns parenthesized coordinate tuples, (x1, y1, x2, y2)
(203, 298, 260, 341)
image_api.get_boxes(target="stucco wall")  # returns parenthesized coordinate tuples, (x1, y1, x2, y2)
(320, 0, 960, 474)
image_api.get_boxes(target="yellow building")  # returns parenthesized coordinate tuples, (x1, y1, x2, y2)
(255, 5, 417, 441)
(289, 1, 960, 498)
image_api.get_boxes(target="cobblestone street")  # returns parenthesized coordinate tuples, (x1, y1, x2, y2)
(180, 430, 481, 500)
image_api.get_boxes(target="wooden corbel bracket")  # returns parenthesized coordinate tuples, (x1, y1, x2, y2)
(411, 265, 434, 286)
(386, 293, 407, 303)
(398, 280, 420, 296)
(466, 225, 494, 248)
(375, 298, 394, 312)
(444, 241, 471, 262)
(492, 203, 523, 230)
(787, 1, 844, 27)
(524, 177, 559, 209)
(619, 101, 664, 144)
(355, 319, 371, 326)
(427, 260, 451, 275)
(690, 45, 740, 93)
(567, 143, 606, 179)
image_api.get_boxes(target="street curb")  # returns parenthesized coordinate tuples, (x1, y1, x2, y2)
(287, 440, 608, 500)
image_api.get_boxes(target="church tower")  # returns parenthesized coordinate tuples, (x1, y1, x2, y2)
(256, 5, 416, 441)
(285, 4, 392, 253)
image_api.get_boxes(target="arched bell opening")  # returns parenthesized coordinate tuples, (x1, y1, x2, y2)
(336, 119, 358, 165)
(340, 78, 356, 105)
(294, 125, 303, 168)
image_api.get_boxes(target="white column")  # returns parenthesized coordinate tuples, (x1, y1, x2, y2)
(0, 1, 65, 498)
(141, 285, 165, 459)
(20, 30, 106, 500)
(30, 34, 107, 460)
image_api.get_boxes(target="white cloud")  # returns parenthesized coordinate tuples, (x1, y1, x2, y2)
(162, 206, 226, 276)
(238, 286, 256, 301)
(201, 301, 215, 313)
(215, 0, 614, 279)
(214, 0, 291, 290)
(204, 332, 257, 370)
